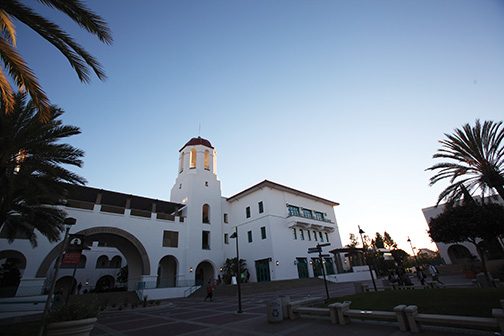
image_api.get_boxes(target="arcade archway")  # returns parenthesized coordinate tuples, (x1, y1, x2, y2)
(157, 255, 178, 288)
(36, 227, 150, 291)
(195, 261, 215, 286)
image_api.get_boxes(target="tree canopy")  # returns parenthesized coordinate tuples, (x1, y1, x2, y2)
(0, 92, 86, 245)
(0, 0, 112, 120)
(426, 120, 504, 205)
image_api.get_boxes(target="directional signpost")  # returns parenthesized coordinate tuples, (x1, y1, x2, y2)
(307, 243, 331, 299)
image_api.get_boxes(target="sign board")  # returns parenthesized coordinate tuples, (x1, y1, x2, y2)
(308, 249, 322, 254)
(62, 251, 82, 265)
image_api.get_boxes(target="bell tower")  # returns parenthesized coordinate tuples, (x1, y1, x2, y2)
(170, 137, 223, 284)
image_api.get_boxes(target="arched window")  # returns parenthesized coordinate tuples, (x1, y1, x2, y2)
(110, 256, 122, 268)
(190, 148, 197, 168)
(202, 204, 210, 224)
(204, 150, 210, 170)
(179, 152, 184, 173)
(96, 255, 109, 269)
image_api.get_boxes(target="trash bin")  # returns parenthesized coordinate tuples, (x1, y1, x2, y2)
(266, 298, 283, 323)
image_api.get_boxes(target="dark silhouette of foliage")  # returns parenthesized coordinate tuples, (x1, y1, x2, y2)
(0, 92, 86, 245)
(427, 120, 504, 205)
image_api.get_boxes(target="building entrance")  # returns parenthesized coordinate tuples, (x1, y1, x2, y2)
(255, 259, 271, 282)
(296, 258, 309, 278)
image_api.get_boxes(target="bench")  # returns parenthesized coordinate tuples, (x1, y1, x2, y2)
(287, 297, 325, 320)
(405, 305, 502, 333)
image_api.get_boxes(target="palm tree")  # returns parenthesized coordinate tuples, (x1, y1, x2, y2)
(426, 120, 504, 205)
(0, 92, 86, 246)
(0, 0, 112, 121)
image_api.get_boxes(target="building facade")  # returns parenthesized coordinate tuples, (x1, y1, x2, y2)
(422, 195, 504, 265)
(0, 137, 343, 298)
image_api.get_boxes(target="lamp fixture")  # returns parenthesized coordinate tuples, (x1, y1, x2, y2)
(276, 261, 279, 266)
(190, 267, 193, 272)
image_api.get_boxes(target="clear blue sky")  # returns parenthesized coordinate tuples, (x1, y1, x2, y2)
(14, 1, 504, 252)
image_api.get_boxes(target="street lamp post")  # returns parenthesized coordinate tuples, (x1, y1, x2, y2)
(358, 225, 377, 291)
(229, 227, 242, 314)
(407, 237, 418, 266)
(38, 217, 76, 336)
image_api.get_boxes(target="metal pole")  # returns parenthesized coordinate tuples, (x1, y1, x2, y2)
(65, 264, 78, 304)
(407, 237, 418, 266)
(318, 247, 330, 299)
(234, 226, 242, 313)
(358, 225, 377, 291)
(38, 224, 72, 336)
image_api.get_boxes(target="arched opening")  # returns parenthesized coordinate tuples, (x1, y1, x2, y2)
(204, 150, 210, 170)
(96, 255, 109, 268)
(0, 253, 24, 298)
(55, 276, 77, 300)
(195, 261, 214, 286)
(36, 227, 150, 293)
(202, 204, 210, 224)
(110, 256, 122, 268)
(95, 275, 115, 292)
(179, 152, 184, 173)
(190, 148, 197, 168)
(157, 255, 178, 288)
(447, 244, 472, 265)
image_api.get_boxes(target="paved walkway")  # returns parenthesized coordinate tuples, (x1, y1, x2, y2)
(89, 275, 500, 336)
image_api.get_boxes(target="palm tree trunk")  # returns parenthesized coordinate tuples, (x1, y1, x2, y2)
(473, 243, 493, 287)
(494, 184, 504, 202)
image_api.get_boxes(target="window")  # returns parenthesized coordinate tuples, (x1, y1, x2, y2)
(110, 256, 122, 268)
(302, 209, 313, 218)
(202, 231, 210, 250)
(288, 205, 300, 216)
(293, 229, 297, 240)
(204, 150, 210, 170)
(96, 255, 108, 268)
(319, 232, 324, 242)
(246, 206, 251, 218)
(202, 204, 210, 223)
(325, 232, 329, 242)
(315, 211, 325, 221)
(190, 148, 197, 168)
(258, 201, 264, 214)
(307, 230, 311, 241)
(261, 226, 266, 239)
(163, 231, 179, 247)
(299, 229, 304, 240)
(224, 213, 228, 223)
(179, 152, 184, 173)
(248, 230, 253, 243)
(224, 233, 229, 244)
(313, 231, 317, 241)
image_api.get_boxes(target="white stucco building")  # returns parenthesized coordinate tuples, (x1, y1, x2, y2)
(422, 195, 504, 265)
(0, 137, 344, 299)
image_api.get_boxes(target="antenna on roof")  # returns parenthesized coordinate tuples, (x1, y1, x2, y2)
(198, 123, 201, 137)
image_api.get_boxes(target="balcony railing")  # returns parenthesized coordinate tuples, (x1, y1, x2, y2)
(287, 211, 332, 223)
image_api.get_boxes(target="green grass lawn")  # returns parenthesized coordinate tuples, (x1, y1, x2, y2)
(327, 288, 504, 317)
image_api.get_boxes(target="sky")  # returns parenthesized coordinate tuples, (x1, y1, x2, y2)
(13, 0, 504, 252)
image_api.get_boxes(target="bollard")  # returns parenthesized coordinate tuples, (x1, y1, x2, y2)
(393, 304, 408, 331)
(279, 295, 290, 320)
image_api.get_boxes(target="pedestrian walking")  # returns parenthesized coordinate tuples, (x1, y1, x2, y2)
(204, 280, 214, 302)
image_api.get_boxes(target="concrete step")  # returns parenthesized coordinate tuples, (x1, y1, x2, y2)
(192, 278, 326, 297)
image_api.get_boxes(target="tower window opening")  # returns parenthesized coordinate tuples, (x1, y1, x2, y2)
(202, 204, 210, 224)
(190, 148, 197, 169)
(179, 152, 184, 173)
(204, 150, 210, 170)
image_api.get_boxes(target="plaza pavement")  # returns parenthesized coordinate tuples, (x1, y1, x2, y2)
(89, 274, 500, 336)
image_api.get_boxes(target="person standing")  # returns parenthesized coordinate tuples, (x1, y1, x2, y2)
(428, 263, 443, 284)
(204, 280, 214, 302)
(416, 267, 427, 286)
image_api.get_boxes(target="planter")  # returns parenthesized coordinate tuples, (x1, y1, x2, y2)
(47, 317, 97, 336)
